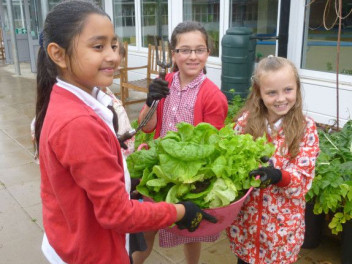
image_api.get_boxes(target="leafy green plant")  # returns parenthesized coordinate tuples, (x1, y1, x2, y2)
(131, 119, 155, 150)
(342, 69, 352, 75)
(127, 122, 275, 209)
(326, 62, 333, 72)
(131, 87, 245, 148)
(256, 52, 263, 62)
(225, 89, 245, 125)
(306, 120, 352, 234)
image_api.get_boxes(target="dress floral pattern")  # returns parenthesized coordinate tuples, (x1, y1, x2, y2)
(104, 87, 135, 156)
(226, 114, 319, 264)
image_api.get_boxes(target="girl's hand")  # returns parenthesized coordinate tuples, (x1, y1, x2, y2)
(146, 78, 169, 107)
(249, 167, 282, 188)
(176, 201, 217, 232)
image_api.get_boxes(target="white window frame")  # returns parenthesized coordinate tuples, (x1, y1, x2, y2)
(287, 0, 352, 87)
(108, 0, 286, 67)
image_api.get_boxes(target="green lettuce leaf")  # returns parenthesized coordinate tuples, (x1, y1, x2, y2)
(204, 178, 238, 208)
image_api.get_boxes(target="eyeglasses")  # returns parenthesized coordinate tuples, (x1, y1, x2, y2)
(174, 48, 209, 56)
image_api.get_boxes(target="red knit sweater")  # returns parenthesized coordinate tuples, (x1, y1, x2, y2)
(39, 85, 177, 264)
(152, 72, 228, 138)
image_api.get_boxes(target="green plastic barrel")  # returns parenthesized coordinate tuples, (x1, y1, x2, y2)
(248, 36, 256, 81)
(221, 27, 256, 100)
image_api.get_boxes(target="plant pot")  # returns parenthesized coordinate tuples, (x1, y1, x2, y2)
(302, 201, 325, 249)
(341, 220, 352, 264)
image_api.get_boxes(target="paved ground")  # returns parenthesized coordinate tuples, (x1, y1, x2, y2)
(0, 61, 342, 263)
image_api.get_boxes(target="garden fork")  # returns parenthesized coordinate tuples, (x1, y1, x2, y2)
(155, 36, 172, 81)
(117, 37, 172, 145)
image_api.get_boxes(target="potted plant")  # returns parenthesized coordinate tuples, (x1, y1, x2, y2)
(306, 120, 352, 262)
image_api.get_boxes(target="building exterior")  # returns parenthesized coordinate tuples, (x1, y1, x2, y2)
(0, 0, 351, 126)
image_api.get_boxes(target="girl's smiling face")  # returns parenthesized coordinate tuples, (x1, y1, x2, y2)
(172, 30, 209, 85)
(62, 14, 119, 93)
(259, 65, 297, 123)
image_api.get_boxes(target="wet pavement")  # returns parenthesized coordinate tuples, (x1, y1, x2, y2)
(0, 61, 342, 263)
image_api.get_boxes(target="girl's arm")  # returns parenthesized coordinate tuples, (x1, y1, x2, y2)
(200, 86, 228, 129)
(139, 77, 169, 133)
(138, 104, 157, 133)
(53, 116, 177, 233)
(174, 204, 186, 221)
(273, 117, 320, 199)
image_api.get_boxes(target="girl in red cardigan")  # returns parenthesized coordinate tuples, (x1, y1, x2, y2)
(134, 21, 228, 264)
(35, 2, 216, 264)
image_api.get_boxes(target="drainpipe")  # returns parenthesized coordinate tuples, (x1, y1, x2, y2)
(6, 0, 20, 75)
(41, 0, 49, 20)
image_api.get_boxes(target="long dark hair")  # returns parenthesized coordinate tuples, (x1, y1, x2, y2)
(170, 21, 209, 74)
(35, 0, 108, 148)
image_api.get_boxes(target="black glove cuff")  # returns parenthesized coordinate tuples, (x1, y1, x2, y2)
(250, 167, 282, 187)
(270, 168, 282, 184)
(118, 139, 128, 150)
(146, 97, 153, 107)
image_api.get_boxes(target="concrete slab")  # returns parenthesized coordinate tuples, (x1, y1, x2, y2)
(0, 162, 40, 187)
(7, 179, 42, 209)
(0, 189, 47, 264)
(0, 136, 24, 153)
(0, 150, 33, 169)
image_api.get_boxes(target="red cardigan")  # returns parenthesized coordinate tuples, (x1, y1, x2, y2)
(39, 85, 177, 264)
(151, 73, 228, 138)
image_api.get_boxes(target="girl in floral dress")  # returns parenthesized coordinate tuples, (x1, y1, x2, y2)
(226, 56, 320, 264)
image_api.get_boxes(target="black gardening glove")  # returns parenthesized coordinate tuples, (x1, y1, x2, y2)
(146, 78, 169, 107)
(249, 166, 282, 188)
(118, 138, 128, 150)
(176, 201, 217, 232)
(130, 178, 142, 200)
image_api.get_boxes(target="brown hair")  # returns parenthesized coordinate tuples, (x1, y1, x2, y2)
(236, 56, 306, 158)
(170, 21, 209, 74)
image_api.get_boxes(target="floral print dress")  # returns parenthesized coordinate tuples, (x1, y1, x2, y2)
(104, 87, 135, 156)
(226, 115, 319, 264)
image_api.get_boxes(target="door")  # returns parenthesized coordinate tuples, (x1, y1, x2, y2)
(24, 0, 42, 72)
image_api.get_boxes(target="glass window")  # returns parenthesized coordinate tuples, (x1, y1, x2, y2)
(1, 0, 40, 38)
(1, 0, 27, 34)
(1, 0, 42, 38)
(183, 0, 220, 57)
(48, 0, 104, 10)
(29, 0, 42, 40)
(48, 0, 61, 10)
(302, 0, 352, 75)
(230, 0, 278, 61)
(113, 0, 136, 46)
(12, 1, 25, 30)
(141, 0, 168, 48)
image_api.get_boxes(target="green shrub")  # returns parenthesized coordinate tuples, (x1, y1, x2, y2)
(306, 120, 352, 234)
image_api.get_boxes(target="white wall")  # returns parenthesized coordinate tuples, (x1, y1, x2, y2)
(288, 1, 352, 127)
(115, 0, 352, 127)
(300, 76, 351, 127)
(121, 52, 352, 128)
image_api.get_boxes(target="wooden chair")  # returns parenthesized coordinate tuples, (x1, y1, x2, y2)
(113, 41, 128, 96)
(114, 41, 128, 80)
(119, 43, 171, 106)
(0, 28, 5, 60)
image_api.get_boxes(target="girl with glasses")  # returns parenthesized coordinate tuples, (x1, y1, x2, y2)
(134, 21, 228, 264)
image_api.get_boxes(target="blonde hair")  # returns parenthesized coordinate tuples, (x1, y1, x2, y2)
(236, 56, 306, 158)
